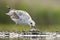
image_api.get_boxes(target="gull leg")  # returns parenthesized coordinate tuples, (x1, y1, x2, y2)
(22, 25, 26, 32)
(31, 26, 36, 29)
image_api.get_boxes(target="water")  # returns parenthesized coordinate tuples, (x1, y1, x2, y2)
(0, 37, 60, 40)
(0, 35, 60, 40)
(0, 33, 60, 40)
(0, 29, 60, 40)
(0, 36, 59, 40)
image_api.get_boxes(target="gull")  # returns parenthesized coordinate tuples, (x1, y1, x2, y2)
(6, 8, 35, 28)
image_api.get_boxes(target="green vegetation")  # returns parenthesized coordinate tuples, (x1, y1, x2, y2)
(0, 24, 29, 32)
(0, 24, 60, 32)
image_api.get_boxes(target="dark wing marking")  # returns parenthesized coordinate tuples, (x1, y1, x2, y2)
(12, 12, 19, 19)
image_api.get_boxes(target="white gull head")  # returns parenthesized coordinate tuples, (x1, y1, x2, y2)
(27, 19, 35, 28)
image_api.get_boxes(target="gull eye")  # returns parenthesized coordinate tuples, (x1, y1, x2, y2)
(30, 23, 32, 24)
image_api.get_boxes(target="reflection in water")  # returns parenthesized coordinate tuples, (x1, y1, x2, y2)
(0, 32, 60, 40)
(0, 37, 59, 40)
(0, 29, 60, 40)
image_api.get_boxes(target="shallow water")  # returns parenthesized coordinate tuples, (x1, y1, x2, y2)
(0, 31, 60, 40)
(0, 36, 45, 40)
(0, 36, 60, 40)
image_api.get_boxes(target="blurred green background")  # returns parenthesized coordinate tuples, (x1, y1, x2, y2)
(0, 0, 60, 31)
